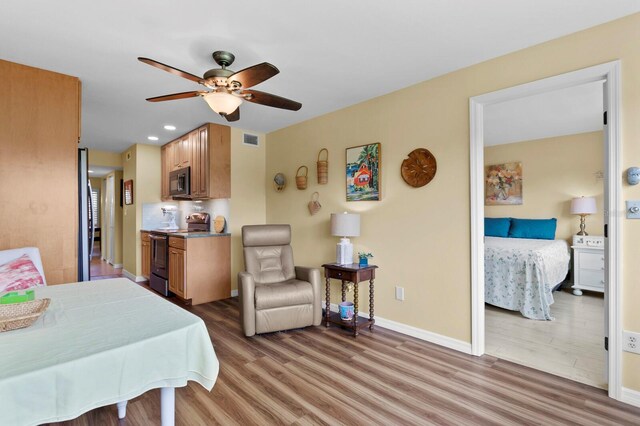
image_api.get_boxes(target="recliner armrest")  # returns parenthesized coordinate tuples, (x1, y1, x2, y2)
(295, 266, 322, 326)
(238, 272, 256, 337)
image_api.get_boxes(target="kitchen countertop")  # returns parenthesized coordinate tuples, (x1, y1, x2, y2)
(141, 229, 230, 239)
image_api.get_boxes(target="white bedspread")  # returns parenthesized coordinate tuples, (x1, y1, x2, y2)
(0, 278, 219, 426)
(485, 237, 570, 320)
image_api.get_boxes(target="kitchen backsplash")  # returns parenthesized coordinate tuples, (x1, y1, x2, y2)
(142, 199, 230, 232)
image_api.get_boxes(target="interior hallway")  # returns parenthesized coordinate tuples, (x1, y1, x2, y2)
(90, 242, 122, 280)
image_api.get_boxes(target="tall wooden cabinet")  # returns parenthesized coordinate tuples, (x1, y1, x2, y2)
(0, 59, 81, 285)
(161, 123, 230, 201)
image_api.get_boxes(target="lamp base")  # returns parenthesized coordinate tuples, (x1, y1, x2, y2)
(576, 214, 589, 236)
(336, 238, 353, 265)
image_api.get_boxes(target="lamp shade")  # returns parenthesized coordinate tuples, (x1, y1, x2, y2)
(203, 92, 243, 115)
(570, 196, 597, 215)
(331, 213, 360, 237)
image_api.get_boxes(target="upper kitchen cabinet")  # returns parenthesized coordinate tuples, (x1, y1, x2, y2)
(161, 123, 230, 201)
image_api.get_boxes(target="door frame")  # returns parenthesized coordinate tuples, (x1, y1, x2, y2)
(469, 61, 622, 400)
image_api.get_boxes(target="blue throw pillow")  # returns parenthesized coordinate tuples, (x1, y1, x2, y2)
(508, 218, 557, 240)
(485, 217, 511, 237)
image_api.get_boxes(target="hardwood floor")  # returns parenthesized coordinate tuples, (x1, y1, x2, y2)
(90, 242, 123, 280)
(486, 289, 606, 389)
(55, 297, 640, 425)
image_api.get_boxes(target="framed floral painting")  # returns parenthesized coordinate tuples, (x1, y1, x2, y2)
(346, 143, 381, 201)
(485, 162, 522, 205)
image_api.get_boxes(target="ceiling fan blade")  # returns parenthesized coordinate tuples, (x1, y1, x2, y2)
(228, 63, 279, 89)
(146, 91, 203, 102)
(242, 89, 302, 111)
(224, 107, 240, 122)
(138, 57, 202, 84)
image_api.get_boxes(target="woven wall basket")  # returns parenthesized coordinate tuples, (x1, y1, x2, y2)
(296, 165, 308, 190)
(317, 148, 328, 184)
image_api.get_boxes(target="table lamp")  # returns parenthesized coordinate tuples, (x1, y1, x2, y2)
(330, 212, 360, 265)
(570, 196, 597, 235)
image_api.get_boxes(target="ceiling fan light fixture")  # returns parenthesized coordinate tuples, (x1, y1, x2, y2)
(203, 92, 242, 115)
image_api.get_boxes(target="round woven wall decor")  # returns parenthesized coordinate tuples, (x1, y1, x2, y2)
(401, 148, 437, 188)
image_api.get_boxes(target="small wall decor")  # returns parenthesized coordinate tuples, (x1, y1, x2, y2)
(295, 166, 308, 190)
(485, 162, 523, 205)
(308, 192, 321, 215)
(273, 173, 287, 192)
(317, 148, 329, 184)
(346, 143, 381, 201)
(124, 179, 134, 205)
(401, 148, 437, 188)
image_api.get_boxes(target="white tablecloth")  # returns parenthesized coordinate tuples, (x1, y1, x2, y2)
(0, 278, 219, 426)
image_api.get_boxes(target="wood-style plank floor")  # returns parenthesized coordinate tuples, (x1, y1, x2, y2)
(486, 289, 606, 389)
(54, 296, 640, 426)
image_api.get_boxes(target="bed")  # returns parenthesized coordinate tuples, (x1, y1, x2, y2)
(485, 236, 570, 320)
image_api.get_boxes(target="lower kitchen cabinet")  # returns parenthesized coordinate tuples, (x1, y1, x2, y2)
(168, 235, 230, 304)
(141, 231, 150, 279)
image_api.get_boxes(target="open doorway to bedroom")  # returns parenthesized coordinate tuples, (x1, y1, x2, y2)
(482, 81, 606, 388)
(469, 61, 622, 398)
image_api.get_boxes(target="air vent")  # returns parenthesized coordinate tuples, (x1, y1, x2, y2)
(243, 133, 259, 147)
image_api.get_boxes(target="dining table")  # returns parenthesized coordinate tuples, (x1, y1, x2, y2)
(0, 278, 219, 426)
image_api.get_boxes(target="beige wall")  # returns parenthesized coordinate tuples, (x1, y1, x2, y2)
(266, 13, 640, 390)
(122, 144, 161, 276)
(485, 132, 604, 242)
(230, 128, 267, 290)
(89, 150, 122, 168)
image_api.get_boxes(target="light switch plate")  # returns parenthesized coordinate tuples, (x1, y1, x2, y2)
(626, 201, 640, 219)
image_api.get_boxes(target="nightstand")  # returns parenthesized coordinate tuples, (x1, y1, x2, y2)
(571, 235, 605, 296)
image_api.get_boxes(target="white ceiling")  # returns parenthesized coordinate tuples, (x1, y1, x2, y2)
(1, 1, 638, 153)
(88, 166, 121, 178)
(484, 81, 604, 146)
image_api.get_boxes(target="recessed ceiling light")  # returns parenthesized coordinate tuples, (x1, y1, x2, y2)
(148, 136, 159, 141)
(88, 170, 94, 173)
(164, 125, 176, 131)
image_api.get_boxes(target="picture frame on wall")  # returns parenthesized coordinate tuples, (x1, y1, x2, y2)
(124, 179, 134, 205)
(346, 143, 381, 201)
(485, 162, 523, 205)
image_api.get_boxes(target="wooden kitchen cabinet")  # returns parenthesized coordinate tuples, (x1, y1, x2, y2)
(160, 123, 230, 200)
(141, 231, 151, 279)
(168, 235, 230, 305)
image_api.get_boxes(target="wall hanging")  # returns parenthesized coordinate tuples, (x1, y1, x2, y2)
(485, 162, 523, 205)
(346, 143, 381, 201)
(317, 148, 329, 184)
(308, 192, 321, 215)
(273, 173, 287, 192)
(296, 166, 308, 190)
(124, 180, 134, 205)
(401, 148, 437, 188)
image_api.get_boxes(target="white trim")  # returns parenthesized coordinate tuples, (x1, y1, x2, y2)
(621, 387, 640, 408)
(325, 302, 472, 354)
(231, 289, 238, 297)
(469, 61, 622, 400)
(109, 262, 123, 269)
(122, 269, 146, 283)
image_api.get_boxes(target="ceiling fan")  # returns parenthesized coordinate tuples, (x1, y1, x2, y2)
(138, 51, 302, 122)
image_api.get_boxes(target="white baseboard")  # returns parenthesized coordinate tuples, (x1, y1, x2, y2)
(325, 302, 472, 355)
(110, 263, 123, 269)
(621, 387, 640, 408)
(231, 289, 238, 297)
(122, 269, 146, 283)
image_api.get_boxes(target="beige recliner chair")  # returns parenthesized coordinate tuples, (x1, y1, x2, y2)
(238, 224, 322, 337)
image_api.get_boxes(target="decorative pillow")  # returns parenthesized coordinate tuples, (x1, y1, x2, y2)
(508, 218, 557, 240)
(0, 254, 45, 293)
(485, 217, 511, 237)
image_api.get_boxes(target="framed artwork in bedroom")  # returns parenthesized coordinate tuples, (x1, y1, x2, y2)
(346, 143, 381, 201)
(485, 162, 522, 205)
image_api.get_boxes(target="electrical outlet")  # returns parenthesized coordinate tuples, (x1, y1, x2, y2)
(395, 286, 405, 301)
(623, 331, 640, 354)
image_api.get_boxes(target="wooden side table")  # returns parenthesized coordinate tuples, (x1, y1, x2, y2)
(321, 263, 377, 336)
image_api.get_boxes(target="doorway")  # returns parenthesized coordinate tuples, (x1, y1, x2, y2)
(469, 62, 622, 399)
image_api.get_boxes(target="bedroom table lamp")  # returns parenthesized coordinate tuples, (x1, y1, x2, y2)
(570, 196, 597, 236)
(330, 212, 360, 265)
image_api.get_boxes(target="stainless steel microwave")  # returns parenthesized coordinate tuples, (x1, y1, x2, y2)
(169, 166, 190, 198)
